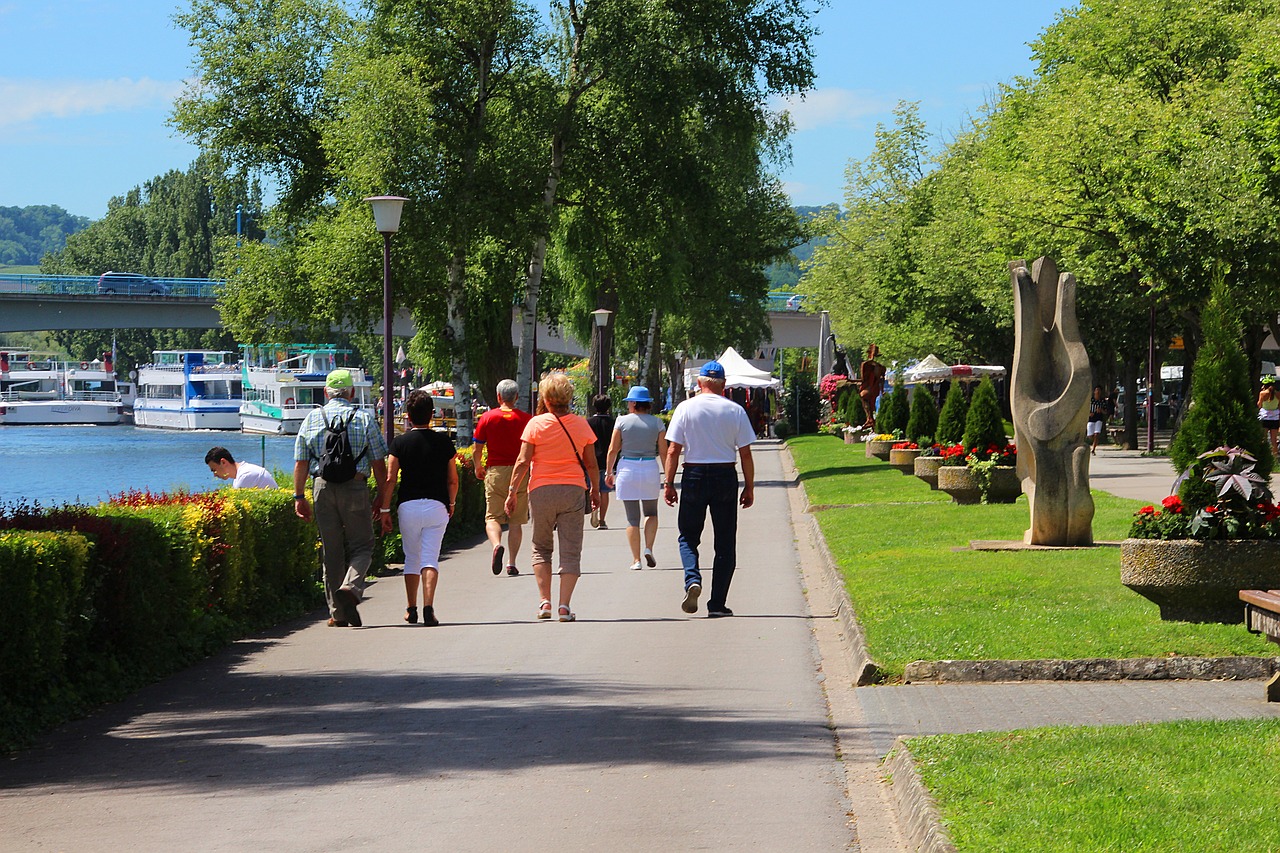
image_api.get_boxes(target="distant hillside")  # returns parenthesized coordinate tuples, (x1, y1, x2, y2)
(765, 204, 840, 289)
(0, 205, 92, 266)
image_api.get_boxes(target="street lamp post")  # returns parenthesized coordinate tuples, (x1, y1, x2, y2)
(365, 195, 408, 450)
(591, 308, 613, 396)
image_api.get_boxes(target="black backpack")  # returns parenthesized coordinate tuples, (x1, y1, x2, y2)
(319, 411, 365, 483)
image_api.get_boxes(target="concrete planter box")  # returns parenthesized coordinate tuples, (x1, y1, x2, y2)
(866, 439, 896, 461)
(844, 430, 859, 445)
(888, 447, 922, 474)
(914, 456, 944, 489)
(1121, 538, 1280, 623)
(937, 465, 1021, 505)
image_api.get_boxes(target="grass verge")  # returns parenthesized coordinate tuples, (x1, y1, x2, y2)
(907, 720, 1280, 852)
(787, 434, 1274, 675)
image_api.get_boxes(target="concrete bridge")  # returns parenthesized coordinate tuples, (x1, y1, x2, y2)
(0, 275, 823, 356)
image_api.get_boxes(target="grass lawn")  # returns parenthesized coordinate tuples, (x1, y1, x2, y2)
(787, 434, 1275, 675)
(907, 719, 1280, 852)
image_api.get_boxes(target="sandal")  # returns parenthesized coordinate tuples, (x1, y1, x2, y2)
(404, 605, 419, 624)
(537, 599, 553, 620)
(558, 604, 576, 623)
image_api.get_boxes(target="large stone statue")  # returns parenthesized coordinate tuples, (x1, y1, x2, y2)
(1010, 257, 1094, 546)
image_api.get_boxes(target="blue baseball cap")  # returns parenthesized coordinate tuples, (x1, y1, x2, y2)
(699, 360, 726, 379)
(623, 385, 652, 403)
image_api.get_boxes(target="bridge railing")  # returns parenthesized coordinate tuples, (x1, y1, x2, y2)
(0, 274, 224, 298)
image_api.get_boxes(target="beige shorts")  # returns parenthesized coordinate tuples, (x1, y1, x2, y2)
(529, 484, 587, 575)
(485, 465, 529, 525)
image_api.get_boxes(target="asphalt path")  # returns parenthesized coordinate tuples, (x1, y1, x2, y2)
(0, 441, 857, 852)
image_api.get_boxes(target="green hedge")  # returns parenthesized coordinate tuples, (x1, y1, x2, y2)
(0, 490, 322, 751)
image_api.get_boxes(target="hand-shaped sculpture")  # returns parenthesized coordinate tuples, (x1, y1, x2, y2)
(1010, 257, 1094, 545)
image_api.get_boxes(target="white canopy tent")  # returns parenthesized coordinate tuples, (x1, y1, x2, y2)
(685, 347, 782, 390)
(903, 354, 1006, 385)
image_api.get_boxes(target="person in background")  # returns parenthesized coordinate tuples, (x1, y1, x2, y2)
(378, 390, 457, 627)
(605, 386, 667, 571)
(504, 373, 600, 622)
(205, 446, 277, 489)
(1087, 385, 1114, 456)
(663, 360, 756, 618)
(1259, 376, 1279, 457)
(585, 394, 615, 529)
(293, 369, 389, 628)
(472, 379, 533, 577)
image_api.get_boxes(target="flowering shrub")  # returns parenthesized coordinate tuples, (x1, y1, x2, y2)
(1129, 447, 1280, 540)
(818, 372, 848, 403)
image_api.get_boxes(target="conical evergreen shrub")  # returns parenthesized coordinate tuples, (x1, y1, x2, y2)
(875, 370, 910, 436)
(961, 377, 1007, 452)
(906, 385, 938, 445)
(1169, 279, 1272, 490)
(936, 380, 969, 444)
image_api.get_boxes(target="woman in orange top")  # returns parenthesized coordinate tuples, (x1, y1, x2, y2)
(505, 373, 601, 621)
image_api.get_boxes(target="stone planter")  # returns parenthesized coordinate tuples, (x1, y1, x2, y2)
(1120, 538, 1280, 623)
(936, 465, 1021, 505)
(865, 439, 896, 461)
(888, 447, 922, 474)
(914, 456, 944, 489)
(844, 430, 859, 445)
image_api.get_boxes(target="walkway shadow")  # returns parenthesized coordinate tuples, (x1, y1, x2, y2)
(1, 664, 833, 794)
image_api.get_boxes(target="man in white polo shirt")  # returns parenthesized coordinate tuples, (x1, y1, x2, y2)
(663, 360, 756, 617)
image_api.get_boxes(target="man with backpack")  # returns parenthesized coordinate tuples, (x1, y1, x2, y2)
(293, 368, 389, 628)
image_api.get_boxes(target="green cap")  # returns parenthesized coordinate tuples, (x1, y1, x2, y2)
(326, 368, 354, 389)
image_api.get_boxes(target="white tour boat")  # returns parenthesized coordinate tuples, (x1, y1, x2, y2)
(239, 344, 374, 435)
(133, 350, 243, 430)
(0, 351, 124, 426)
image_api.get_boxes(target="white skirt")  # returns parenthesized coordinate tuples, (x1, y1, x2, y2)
(615, 457, 661, 501)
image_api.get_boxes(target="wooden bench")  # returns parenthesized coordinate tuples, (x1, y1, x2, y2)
(1240, 589, 1280, 702)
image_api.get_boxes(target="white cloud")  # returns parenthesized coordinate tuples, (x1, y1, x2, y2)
(772, 88, 891, 132)
(0, 77, 185, 128)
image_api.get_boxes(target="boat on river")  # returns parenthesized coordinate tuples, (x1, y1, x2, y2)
(239, 344, 374, 435)
(0, 351, 124, 426)
(133, 350, 242, 430)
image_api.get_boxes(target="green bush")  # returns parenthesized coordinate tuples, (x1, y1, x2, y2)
(961, 377, 1008, 452)
(906, 386, 939, 446)
(775, 418, 795, 439)
(0, 491, 323, 752)
(936, 381, 969, 444)
(783, 373, 822, 434)
(876, 370, 910, 436)
(1170, 278, 1272, 485)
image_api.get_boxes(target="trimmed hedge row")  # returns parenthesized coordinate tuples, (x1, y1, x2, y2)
(0, 489, 321, 751)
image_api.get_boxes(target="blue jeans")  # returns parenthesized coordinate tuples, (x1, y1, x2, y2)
(677, 465, 739, 609)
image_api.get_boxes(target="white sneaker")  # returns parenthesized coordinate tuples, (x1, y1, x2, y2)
(643, 547, 656, 568)
(629, 560, 642, 571)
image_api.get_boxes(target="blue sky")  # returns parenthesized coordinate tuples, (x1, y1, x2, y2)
(0, 1, 1069, 220)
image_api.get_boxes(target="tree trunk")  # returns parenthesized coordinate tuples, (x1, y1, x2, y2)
(445, 254, 475, 445)
(1121, 355, 1140, 450)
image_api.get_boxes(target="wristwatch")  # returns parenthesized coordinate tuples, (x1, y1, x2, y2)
(293, 493, 306, 500)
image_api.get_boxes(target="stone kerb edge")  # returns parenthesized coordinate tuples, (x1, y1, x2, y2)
(780, 445, 883, 686)
(903, 655, 1280, 683)
(884, 739, 959, 853)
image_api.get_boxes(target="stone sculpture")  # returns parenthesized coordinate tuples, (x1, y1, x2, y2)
(1010, 257, 1095, 545)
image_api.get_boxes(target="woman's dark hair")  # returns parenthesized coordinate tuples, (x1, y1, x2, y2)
(405, 389, 434, 426)
(633, 400, 652, 413)
(592, 393, 612, 415)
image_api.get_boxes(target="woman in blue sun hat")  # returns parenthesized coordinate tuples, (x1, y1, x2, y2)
(605, 385, 668, 570)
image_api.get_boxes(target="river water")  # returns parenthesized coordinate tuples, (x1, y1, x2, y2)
(0, 426, 299, 507)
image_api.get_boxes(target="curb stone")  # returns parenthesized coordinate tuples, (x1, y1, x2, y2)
(904, 655, 1280, 683)
(884, 739, 958, 853)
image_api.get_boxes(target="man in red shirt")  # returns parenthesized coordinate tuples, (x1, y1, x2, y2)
(473, 379, 533, 576)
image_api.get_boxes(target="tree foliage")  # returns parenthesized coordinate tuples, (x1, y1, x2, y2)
(961, 377, 1007, 452)
(906, 384, 938, 446)
(936, 380, 969, 444)
(0, 206, 89, 266)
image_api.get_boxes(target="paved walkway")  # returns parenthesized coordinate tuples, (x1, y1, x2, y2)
(0, 442, 855, 852)
(3, 440, 1278, 852)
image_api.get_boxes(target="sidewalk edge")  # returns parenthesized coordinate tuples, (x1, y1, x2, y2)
(884, 738, 959, 853)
